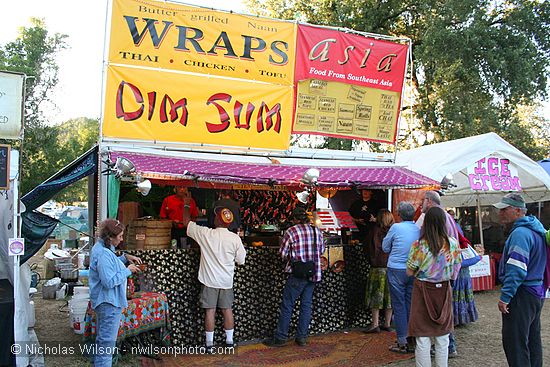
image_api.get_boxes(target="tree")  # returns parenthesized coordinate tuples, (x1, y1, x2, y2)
(0, 18, 68, 194)
(246, 0, 550, 159)
(50, 117, 99, 203)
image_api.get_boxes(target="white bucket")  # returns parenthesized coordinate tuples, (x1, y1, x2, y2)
(69, 297, 89, 334)
(73, 286, 89, 296)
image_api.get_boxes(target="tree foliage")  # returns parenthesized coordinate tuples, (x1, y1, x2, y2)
(50, 117, 99, 203)
(0, 18, 67, 128)
(246, 0, 550, 159)
(0, 18, 70, 194)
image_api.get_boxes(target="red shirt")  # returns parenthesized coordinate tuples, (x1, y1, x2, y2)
(160, 195, 199, 228)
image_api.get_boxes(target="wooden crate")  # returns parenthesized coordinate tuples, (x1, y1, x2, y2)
(126, 219, 172, 250)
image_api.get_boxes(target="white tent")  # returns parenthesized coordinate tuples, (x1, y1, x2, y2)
(396, 132, 550, 207)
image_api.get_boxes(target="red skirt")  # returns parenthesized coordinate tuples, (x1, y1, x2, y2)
(408, 279, 453, 337)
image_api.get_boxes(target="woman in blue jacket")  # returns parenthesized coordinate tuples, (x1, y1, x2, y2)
(89, 219, 141, 367)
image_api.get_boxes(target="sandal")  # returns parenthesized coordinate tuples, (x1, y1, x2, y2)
(363, 325, 380, 334)
(389, 343, 414, 354)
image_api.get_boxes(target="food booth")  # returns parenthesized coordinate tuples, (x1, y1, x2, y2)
(87, 0, 437, 347)
(98, 144, 437, 346)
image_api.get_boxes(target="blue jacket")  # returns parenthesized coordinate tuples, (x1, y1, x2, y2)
(382, 221, 420, 269)
(499, 215, 547, 303)
(89, 240, 131, 309)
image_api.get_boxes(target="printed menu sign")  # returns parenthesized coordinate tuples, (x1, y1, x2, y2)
(294, 80, 400, 142)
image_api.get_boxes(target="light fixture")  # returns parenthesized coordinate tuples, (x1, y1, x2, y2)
(302, 168, 320, 185)
(296, 190, 310, 204)
(312, 211, 322, 227)
(135, 175, 152, 196)
(440, 173, 456, 190)
(318, 188, 337, 199)
(102, 156, 136, 179)
(114, 157, 135, 178)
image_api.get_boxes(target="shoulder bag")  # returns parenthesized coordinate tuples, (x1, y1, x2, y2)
(290, 226, 318, 279)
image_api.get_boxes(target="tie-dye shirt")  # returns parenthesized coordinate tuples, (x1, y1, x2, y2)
(406, 237, 462, 282)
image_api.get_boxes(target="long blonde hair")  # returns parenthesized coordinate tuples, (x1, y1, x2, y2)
(377, 209, 394, 231)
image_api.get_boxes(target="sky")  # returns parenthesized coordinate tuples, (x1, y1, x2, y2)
(1, 0, 247, 125)
(2, 1, 548, 126)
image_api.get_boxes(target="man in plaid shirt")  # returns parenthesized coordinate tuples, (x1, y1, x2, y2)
(264, 206, 326, 347)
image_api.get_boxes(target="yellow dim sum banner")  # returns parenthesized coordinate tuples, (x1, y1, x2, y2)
(102, 65, 294, 150)
(109, 0, 295, 85)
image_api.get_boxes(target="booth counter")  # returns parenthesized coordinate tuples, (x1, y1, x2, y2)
(127, 245, 370, 346)
(93, 145, 439, 346)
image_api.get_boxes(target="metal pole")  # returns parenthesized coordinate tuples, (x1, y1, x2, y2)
(476, 194, 485, 247)
(12, 171, 24, 366)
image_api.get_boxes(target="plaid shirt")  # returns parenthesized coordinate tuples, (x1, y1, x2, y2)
(280, 224, 326, 282)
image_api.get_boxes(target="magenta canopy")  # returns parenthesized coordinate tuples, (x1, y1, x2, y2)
(110, 151, 437, 189)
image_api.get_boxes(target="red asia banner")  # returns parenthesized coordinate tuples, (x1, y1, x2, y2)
(293, 24, 409, 143)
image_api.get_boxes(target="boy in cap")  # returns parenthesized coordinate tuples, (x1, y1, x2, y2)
(210, 190, 241, 233)
(493, 193, 547, 367)
(185, 206, 246, 351)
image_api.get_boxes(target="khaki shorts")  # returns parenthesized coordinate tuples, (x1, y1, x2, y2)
(199, 285, 234, 309)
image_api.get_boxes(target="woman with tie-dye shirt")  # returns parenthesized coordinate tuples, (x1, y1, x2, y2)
(406, 207, 462, 367)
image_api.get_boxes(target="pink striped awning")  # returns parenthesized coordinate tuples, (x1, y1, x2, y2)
(110, 151, 438, 189)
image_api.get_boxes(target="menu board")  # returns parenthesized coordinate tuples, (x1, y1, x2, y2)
(294, 80, 400, 142)
(0, 144, 10, 190)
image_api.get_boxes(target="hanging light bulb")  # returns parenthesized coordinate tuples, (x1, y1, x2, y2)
(114, 157, 136, 178)
(296, 190, 310, 204)
(301, 168, 320, 185)
(135, 175, 151, 196)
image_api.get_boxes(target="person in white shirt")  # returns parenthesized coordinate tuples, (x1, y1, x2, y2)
(185, 206, 246, 351)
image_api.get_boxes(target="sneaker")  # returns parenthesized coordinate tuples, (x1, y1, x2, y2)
(449, 350, 458, 358)
(263, 338, 287, 347)
(363, 325, 381, 334)
(295, 337, 308, 346)
(225, 341, 236, 348)
(205, 345, 214, 354)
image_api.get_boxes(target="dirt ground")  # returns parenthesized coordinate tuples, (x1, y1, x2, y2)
(32, 284, 550, 367)
(388, 289, 550, 367)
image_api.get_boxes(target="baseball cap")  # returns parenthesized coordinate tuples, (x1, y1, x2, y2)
(492, 193, 526, 209)
(214, 207, 234, 226)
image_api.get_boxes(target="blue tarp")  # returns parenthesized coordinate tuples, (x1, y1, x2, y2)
(538, 159, 550, 177)
(20, 145, 97, 264)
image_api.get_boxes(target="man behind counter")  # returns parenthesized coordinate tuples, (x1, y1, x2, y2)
(160, 187, 199, 247)
(349, 189, 381, 240)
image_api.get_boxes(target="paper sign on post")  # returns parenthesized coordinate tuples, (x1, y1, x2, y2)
(8, 238, 25, 256)
(469, 255, 491, 278)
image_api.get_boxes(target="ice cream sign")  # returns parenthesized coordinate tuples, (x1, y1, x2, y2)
(467, 156, 521, 191)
